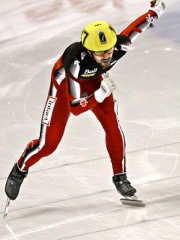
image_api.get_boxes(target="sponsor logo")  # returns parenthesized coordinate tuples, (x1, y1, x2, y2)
(81, 68, 98, 77)
(42, 96, 57, 126)
(120, 44, 129, 52)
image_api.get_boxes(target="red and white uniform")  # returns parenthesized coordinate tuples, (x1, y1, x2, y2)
(18, 10, 157, 174)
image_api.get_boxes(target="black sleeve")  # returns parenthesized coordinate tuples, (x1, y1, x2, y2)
(115, 35, 130, 51)
(62, 42, 84, 73)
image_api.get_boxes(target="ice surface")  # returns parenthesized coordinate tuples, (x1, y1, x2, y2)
(0, 0, 180, 239)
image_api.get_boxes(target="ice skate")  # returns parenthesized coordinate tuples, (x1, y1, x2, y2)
(113, 173, 136, 197)
(5, 163, 28, 200)
(113, 173, 145, 207)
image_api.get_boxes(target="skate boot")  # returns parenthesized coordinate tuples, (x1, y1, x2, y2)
(112, 173, 136, 198)
(5, 163, 28, 200)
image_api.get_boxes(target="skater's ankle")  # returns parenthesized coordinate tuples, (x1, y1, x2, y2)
(114, 173, 126, 176)
(113, 173, 127, 181)
(14, 163, 28, 177)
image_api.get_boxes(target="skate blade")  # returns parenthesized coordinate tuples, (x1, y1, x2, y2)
(120, 198, 145, 207)
(3, 197, 10, 219)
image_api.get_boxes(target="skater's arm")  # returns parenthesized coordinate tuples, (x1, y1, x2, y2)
(69, 94, 99, 116)
(66, 73, 116, 116)
(120, 0, 166, 44)
(68, 72, 116, 115)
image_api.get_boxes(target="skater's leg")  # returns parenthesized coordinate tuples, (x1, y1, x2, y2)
(92, 95, 126, 174)
(5, 79, 70, 200)
(92, 95, 136, 197)
(18, 80, 70, 170)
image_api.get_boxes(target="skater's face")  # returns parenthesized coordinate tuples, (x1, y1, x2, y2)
(92, 47, 114, 68)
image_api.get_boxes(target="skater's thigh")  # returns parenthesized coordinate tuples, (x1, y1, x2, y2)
(41, 80, 70, 147)
(92, 95, 118, 125)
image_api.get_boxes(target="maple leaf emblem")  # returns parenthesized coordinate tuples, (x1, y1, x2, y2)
(80, 98, 88, 107)
(146, 14, 154, 23)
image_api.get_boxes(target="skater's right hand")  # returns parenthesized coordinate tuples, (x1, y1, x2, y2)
(94, 72, 116, 103)
(150, 0, 166, 19)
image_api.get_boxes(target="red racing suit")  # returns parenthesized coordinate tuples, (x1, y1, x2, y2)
(18, 10, 157, 174)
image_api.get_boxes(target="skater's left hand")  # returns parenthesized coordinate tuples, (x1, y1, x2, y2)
(150, 0, 166, 19)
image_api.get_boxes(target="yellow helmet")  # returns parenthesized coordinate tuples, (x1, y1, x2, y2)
(81, 20, 117, 52)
